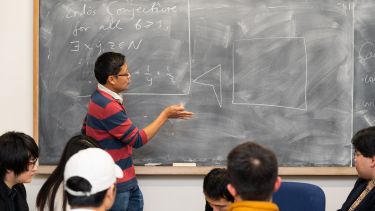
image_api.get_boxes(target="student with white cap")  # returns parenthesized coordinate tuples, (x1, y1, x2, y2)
(64, 148, 123, 211)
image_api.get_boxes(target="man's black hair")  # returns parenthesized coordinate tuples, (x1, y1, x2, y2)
(227, 142, 278, 201)
(0, 131, 39, 180)
(203, 168, 234, 202)
(352, 126, 375, 157)
(94, 52, 125, 84)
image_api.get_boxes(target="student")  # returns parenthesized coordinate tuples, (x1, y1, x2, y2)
(64, 148, 123, 211)
(36, 135, 101, 211)
(0, 131, 39, 211)
(226, 142, 281, 211)
(81, 52, 193, 211)
(203, 168, 234, 211)
(338, 126, 375, 211)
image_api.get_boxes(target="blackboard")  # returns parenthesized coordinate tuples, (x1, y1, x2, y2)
(37, 0, 359, 167)
(354, 0, 375, 132)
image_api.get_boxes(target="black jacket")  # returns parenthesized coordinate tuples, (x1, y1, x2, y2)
(0, 180, 29, 211)
(338, 178, 375, 211)
(205, 201, 213, 211)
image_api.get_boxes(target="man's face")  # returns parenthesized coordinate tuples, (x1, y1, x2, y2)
(14, 158, 38, 184)
(112, 63, 131, 93)
(354, 150, 374, 180)
(206, 196, 232, 211)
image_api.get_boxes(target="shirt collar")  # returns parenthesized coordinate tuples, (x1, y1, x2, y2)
(0, 180, 16, 199)
(97, 84, 123, 104)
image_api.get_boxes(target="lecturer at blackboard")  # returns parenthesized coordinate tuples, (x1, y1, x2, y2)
(81, 52, 193, 211)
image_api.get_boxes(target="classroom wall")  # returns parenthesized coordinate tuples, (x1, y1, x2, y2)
(0, 1, 357, 210)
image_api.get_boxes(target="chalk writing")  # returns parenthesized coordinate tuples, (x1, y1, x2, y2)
(70, 41, 79, 51)
(69, 40, 142, 52)
(145, 65, 153, 86)
(358, 42, 375, 64)
(362, 74, 375, 84)
(73, 21, 90, 36)
(106, 1, 177, 20)
(166, 66, 176, 84)
(135, 19, 169, 31)
(65, 4, 97, 19)
(360, 101, 375, 108)
(99, 16, 123, 31)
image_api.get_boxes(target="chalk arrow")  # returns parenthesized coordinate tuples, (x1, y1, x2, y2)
(192, 64, 223, 107)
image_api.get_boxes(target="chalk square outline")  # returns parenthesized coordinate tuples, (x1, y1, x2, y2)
(232, 37, 308, 111)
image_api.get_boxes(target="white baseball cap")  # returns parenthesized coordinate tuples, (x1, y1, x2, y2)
(64, 148, 123, 196)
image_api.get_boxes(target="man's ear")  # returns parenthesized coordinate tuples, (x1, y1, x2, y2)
(273, 176, 282, 192)
(370, 156, 375, 168)
(107, 75, 116, 85)
(227, 184, 237, 198)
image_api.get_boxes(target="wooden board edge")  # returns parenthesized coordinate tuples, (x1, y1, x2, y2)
(37, 166, 357, 176)
(33, 0, 39, 143)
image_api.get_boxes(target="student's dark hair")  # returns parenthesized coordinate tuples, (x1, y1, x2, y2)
(94, 52, 125, 84)
(36, 135, 101, 211)
(227, 141, 278, 201)
(352, 126, 375, 157)
(203, 168, 234, 202)
(65, 176, 107, 207)
(0, 131, 39, 180)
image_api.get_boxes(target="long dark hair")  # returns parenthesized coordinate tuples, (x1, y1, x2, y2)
(36, 135, 101, 211)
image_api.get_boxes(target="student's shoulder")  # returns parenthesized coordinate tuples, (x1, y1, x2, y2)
(14, 184, 27, 196)
(354, 178, 369, 186)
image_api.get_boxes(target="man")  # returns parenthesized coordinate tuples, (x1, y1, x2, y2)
(64, 148, 123, 211)
(226, 142, 281, 211)
(82, 52, 193, 211)
(338, 126, 375, 211)
(203, 168, 234, 211)
(0, 131, 39, 211)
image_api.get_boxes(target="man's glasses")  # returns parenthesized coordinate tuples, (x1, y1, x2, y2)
(117, 73, 130, 77)
(28, 158, 38, 170)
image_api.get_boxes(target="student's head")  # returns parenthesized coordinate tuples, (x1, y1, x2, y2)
(226, 141, 281, 202)
(59, 134, 101, 169)
(64, 148, 123, 209)
(36, 134, 101, 211)
(203, 168, 234, 211)
(94, 52, 130, 92)
(0, 131, 39, 184)
(352, 126, 375, 179)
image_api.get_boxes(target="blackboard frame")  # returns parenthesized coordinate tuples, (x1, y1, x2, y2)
(32, 0, 358, 175)
(36, 165, 356, 176)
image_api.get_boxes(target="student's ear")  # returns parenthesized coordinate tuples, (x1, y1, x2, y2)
(370, 156, 375, 168)
(273, 176, 282, 192)
(227, 184, 237, 198)
(5, 169, 14, 176)
(104, 185, 116, 209)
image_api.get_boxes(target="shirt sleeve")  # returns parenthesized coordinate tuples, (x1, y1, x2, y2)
(103, 101, 149, 148)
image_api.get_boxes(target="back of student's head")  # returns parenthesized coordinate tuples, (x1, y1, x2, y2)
(203, 168, 234, 202)
(36, 135, 101, 211)
(59, 135, 101, 167)
(66, 176, 108, 207)
(94, 52, 125, 84)
(352, 126, 375, 157)
(0, 131, 39, 180)
(64, 148, 123, 209)
(227, 141, 278, 201)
